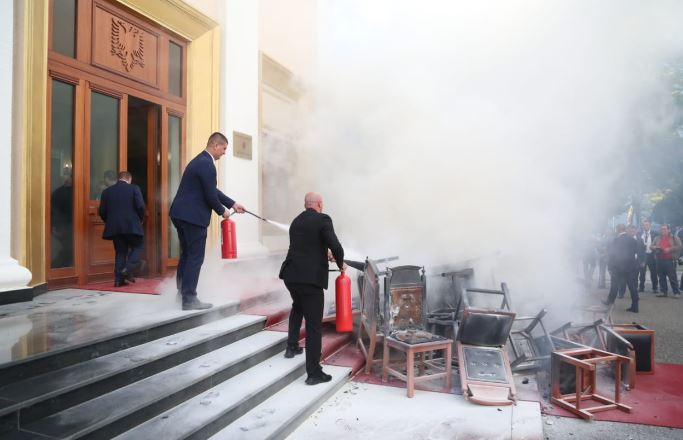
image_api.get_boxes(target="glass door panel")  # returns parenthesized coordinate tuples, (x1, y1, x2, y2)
(167, 114, 181, 258)
(49, 79, 76, 269)
(90, 92, 119, 200)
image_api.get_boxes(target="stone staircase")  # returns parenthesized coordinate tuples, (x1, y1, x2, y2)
(0, 303, 352, 439)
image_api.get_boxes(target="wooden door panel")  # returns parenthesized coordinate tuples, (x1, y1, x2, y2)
(88, 219, 115, 265)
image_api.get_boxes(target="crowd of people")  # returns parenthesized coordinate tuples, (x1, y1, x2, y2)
(581, 221, 683, 313)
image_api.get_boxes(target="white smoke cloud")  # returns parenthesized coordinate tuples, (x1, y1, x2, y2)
(282, 0, 683, 316)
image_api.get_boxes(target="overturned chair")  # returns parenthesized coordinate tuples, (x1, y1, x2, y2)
(381, 266, 453, 398)
(462, 282, 513, 311)
(457, 307, 517, 406)
(426, 268, 475, 341)
(551, 319, 636, 389)
(507, 308, 554, 373)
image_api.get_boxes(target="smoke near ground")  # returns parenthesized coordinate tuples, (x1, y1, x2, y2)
(283, 0, 683, 315)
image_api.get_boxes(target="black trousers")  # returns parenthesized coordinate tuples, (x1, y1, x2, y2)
(638, 253, 658, 291)
(657, 259, 680, 295)
(285, 282, 324, 377)
(112, 234, 144, 282)
(172, 218, 208, 301)
(607, 269, 638, 309)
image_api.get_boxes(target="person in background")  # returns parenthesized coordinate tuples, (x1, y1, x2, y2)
(638, 220, 659, 293)
(279, 192, 345, 385)
(169, 132, 246, 310)
(618, 225, 645, 300)
(98, 171, 145, 287)
(652, 224, 681, 298)
(603, 224, 639, 312)
(581, 233, 599, 288)
(597, 227, 612, 289)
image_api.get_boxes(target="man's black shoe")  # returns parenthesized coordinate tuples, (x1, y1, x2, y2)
(284, 346, 303, 358)
(114, 280, 129, 287)
(182, 298, 213, 310)
(121, 269, 136, 283)
(626, 307, 639, 313)
(656, 293, 668, 298)
(305, 371, 332, 385)
(638, 288, 644, 293)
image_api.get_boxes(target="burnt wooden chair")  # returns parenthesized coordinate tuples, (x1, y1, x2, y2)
(551, 348, 631, 421)
(462, 282, 513, 311)
(551, 320, 635, 389)
(457, 307, 517, 405)
(357, 259, 386, 374)
(426, 268, 474, 342)
(507, 308, 554, 372)
(381, 266, 452, 398)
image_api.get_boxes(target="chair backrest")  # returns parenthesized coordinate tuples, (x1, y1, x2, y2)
(360, 258, 383, 329)
(463, 282, 513, 311)
(383, 265, 426, 333)
(457, 308, 516, 347)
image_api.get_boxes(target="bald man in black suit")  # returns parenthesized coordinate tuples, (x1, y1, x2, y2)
(279, 192, 345, 385)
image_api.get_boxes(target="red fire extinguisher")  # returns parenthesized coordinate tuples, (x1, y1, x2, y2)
(221, 217, 237, 259)
(335, 270, 353, 332)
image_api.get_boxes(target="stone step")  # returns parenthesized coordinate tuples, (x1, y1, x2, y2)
(0, 301, 240, 388)
(113, 351, 314, 440)
(209, 365, 351, 440)
(0, 314, 265, 429)
(17, 331, 287, 439)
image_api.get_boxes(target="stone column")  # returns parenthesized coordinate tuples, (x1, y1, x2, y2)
(0, 0, 32, 298)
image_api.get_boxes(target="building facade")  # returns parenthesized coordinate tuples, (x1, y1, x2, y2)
(1, 0, 314, 301)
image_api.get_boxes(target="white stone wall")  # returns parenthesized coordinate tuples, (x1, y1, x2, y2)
(1, 0, 31, 292)
(220, 0, 266, 256)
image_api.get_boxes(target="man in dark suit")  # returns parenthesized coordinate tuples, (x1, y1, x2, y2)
(169, 132, 245, 310)
(99, 171, 145, 287)
(604, 224, 639, 312)
(279, 192, 345, 385)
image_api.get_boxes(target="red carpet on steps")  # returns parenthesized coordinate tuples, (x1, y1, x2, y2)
(78, 278, 163, 295)
(543, 363, 683, 428)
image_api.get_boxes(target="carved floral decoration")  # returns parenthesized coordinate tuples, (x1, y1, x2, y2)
(111, 18, 145, 72)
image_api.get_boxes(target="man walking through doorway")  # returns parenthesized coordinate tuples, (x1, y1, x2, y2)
(170, 132, 245, 310)
(99, 171, 145, 287)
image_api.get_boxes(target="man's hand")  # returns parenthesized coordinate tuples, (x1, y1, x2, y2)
(328, 250, 335, 262)
(222, 210, 231, 219)
(341, 262, 348, 272)
(232, 203, 246, 214)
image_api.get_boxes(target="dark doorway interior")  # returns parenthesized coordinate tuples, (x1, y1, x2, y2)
(127, 96, 161, 276)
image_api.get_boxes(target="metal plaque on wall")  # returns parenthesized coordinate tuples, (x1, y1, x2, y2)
(233, 131, 252, 160)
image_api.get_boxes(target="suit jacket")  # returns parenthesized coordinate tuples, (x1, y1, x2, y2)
(169, 151, 235, 227)
(98, 180, 145, 239)
(279, 208, 344, 289)
(607, 233, 639, 273)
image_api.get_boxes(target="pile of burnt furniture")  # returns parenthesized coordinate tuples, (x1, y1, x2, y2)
(353, 258, 655, 419)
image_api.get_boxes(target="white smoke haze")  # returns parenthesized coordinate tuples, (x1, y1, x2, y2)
(159, 249, 290, 309)
(280, 0, 683, 318)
